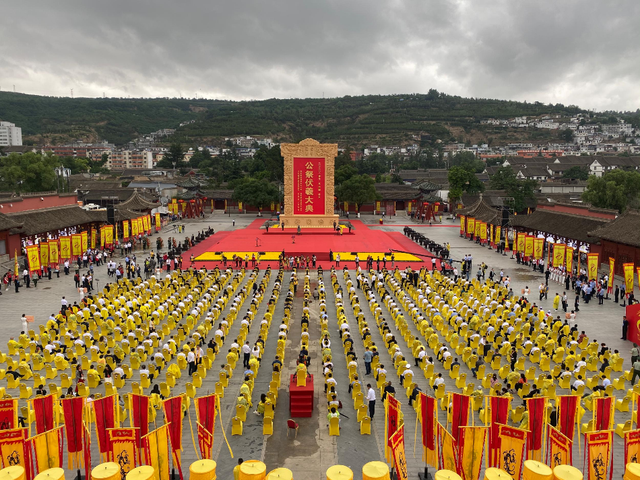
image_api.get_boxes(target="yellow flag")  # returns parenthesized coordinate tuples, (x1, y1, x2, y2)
(438, 422, 458, 472)
(459, 426, 487, 480)
(143, 425, 170, 480)
(31, 427, 62, 471)
(460, 216, 466, 234)
(586, 431, 613, 480)
(498, 424, 527, 480)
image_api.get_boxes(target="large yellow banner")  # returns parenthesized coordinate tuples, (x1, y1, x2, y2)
(498, 424, 527, 480)
(467, 217, 475, 237)
(566, 247, 574, 273)
(460, 216, 466, 235)
(533, 238, 544, 260)
(132, 218, 138, 237)
(31, 427, 62, 471)
(624, 263, 635, 294)
(548, 426, 571, 468)
(81, 231, 88, 252)
(585, 431, 612, 480)
(155, 213, 161, 232)
(587, 253, 599, 280)
(60, 237, 71, 258)
(123, 220, 129, 240)
(144, 425, 170, 480)
(438, 423, 458, 472)
(480, 223, 487, 242)
(517, 233, 525, 253)
(49, 240, 59, 265)
(71, 234, 82, 256)
(459, 426, 486, 480)
(26, 245, 40, 273)
(553, 244, 565, 267)
(104, 226, 114, 247)
(91, 229, 97, 249)
(524, 236, 534, 257)
(608, 258, 615, 288)
(40, 243, 49, 268)
(495, 226, 501, 244)
(390, 425, 408, 480)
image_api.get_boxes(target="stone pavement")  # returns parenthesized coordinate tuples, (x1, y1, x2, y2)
(0, 210, 634, 479)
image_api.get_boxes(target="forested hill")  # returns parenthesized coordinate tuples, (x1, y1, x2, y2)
(0, 90, 587, 146)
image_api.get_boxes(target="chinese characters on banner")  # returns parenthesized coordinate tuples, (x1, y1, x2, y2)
(460, 216, 466, 235)
(533, 238, 544, 259)
(26, 245, 40, 273)
(293, 157, 325, 215)
(390, 425, 409, 480)
(553, 244, 566, 267)
(587, 253, 599, 280)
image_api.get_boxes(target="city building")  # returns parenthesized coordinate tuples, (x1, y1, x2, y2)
(0, 121, 23, 146)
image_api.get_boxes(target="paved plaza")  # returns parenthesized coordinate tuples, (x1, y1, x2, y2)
(1, 211, 633, 479)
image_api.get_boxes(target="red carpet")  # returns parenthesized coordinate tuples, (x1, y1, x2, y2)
(183, 219, 436, 269)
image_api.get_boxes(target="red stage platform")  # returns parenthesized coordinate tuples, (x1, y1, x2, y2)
(184, 219, 435, 269)
(289, 374, 314, 417)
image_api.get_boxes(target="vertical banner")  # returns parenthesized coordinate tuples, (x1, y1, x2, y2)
(32, 393, 55, 434)
(386, 395, 401, 449)
(130, 395, 150, 449)
(61, 397, 85, 469)
(524, 235, 534, 258)
(390, 426, 409, 480)
(533, 238, 544, 260)
(585, 431, 613, 480)
(132, 219, 139, 237)
(147, 214, 152, 233)
(91, 229, 97, 249)
(467, 217, 475, 238)
(439, 423, 458, 472)
(123, 220, 130, 240)
(162, 396, 184, 480)
(566, 247, 574, 273)
(292, 157, 326, 215)
(31, 426, 63, 471)
(474, 220, 481, 238)
(517, 233, 525, 253)
(0, 399, 18, 430)
(498, 425, 527, 480)
(488, 396, 512, 467)
(624, 263, 635, 295)
(60, 236, 71, 259)
(49, 240, 59, 265)
(143, 215, 149, 233)
(108, 427, 138, 479)
(547, 426, 571, 468)
(624, 430, 640, 466)
(138, 217, 144, 235)
(100, 226, 105, 247)
(557, 395, 578, 441)
(81, 231, 88, 252)
(526, 397, 546, 461)
(460, 216, 466, 235)
(451, 393, 471, 444)
(458, 426, 486, 480)
(94, 395, 118, 458)
(480, 222, 487, 242)
(195, 394, 216, 459)
(587, 253, 599, 280)
(143, 425, 170, 480)
(26, 245, 41, 273)
(608, 258, 615, 289)
(593, 397, 614, 431)
(155, 213, 161, 232)
(71, 234, 82, 256)
(40, 243, 49, 269)
(553, 244, 566, 267)
(83, 422, 92, 480)
(0, 428, 29, 471)
(419, 393, 437, 467)
(495, 225, 501, 245)
(104, 226, 114, 248)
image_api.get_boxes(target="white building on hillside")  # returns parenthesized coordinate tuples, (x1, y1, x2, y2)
(0, 121, 22, 146)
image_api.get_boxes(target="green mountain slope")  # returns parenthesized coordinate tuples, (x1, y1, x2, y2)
(0, 90, 586, 146)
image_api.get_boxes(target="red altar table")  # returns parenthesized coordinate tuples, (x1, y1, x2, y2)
(289, 374, 314, 417)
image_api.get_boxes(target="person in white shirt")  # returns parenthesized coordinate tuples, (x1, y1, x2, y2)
(571, 376, 585, 391)
(433, 373, 445, 387)
(114, 366, 125, 379)
(366, 384, 376, 419)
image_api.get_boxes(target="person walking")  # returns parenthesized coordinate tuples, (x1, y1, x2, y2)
(631, 344, 639, 365)
(366, 384, 376, 419)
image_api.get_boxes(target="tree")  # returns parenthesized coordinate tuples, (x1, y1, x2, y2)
(232, 177, 281, 210)
(562, 166, 589, 181)
(450, 151, 485, 173)
(334, 174, 380, 209)
(0, 152, 60, 193)
(156, 143, 185, 168)
(582, 170, 640, 213)
(335, 164, 358, 185)
(489, 166, 538, 212)
(448, 165, 484, 201)
(559, 129, 574, 143)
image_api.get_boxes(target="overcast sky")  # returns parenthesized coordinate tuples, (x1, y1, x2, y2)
(1, 0, 638, 111)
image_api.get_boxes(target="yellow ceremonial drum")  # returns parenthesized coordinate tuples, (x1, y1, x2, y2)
(326, 466, 354, 480)
(554, 465, 582, 480)
(92, 462, 121, 480)
(0, 466, 25, 480)
(363, 461, 390, 480)
(126, 466, 155, 480)
(625, 464, 640, 480)
(484, 468, 513, 480)
(266, 468, 293, 480)
(34, 468, 65, 480)
(523, 460, 553, 480)
(239, 461, 267, 480)
(190, 460, 217, 480)
(435, 470, 462, 480)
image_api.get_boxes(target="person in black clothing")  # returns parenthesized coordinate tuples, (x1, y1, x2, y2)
(6, 367, 23, 379)
(382, 381, 396, 401)
(510, 348, 517, 371)
(622, 315, 629, 340)
(408, 383, 422, 406)
(272, 356, 282, 372)
(615, 285, 620, 304)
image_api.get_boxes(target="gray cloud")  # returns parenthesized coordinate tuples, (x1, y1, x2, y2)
(1, 0, 638, 110)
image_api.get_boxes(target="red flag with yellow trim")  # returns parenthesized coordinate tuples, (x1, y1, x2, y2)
(32, 393, 56, 434)
(498, 424, 527, 480)
(390, 425, 409, 480)
(108, 427, 138, 478)
(547, 425, 571, 467)
(61, 396, 85, 469)
(129, 394, 150, 449)
(0, 399, 18, 430)
(585, 431, 613, 480)
(163, 396, 184, 480)
(94, 395, 118, 459)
